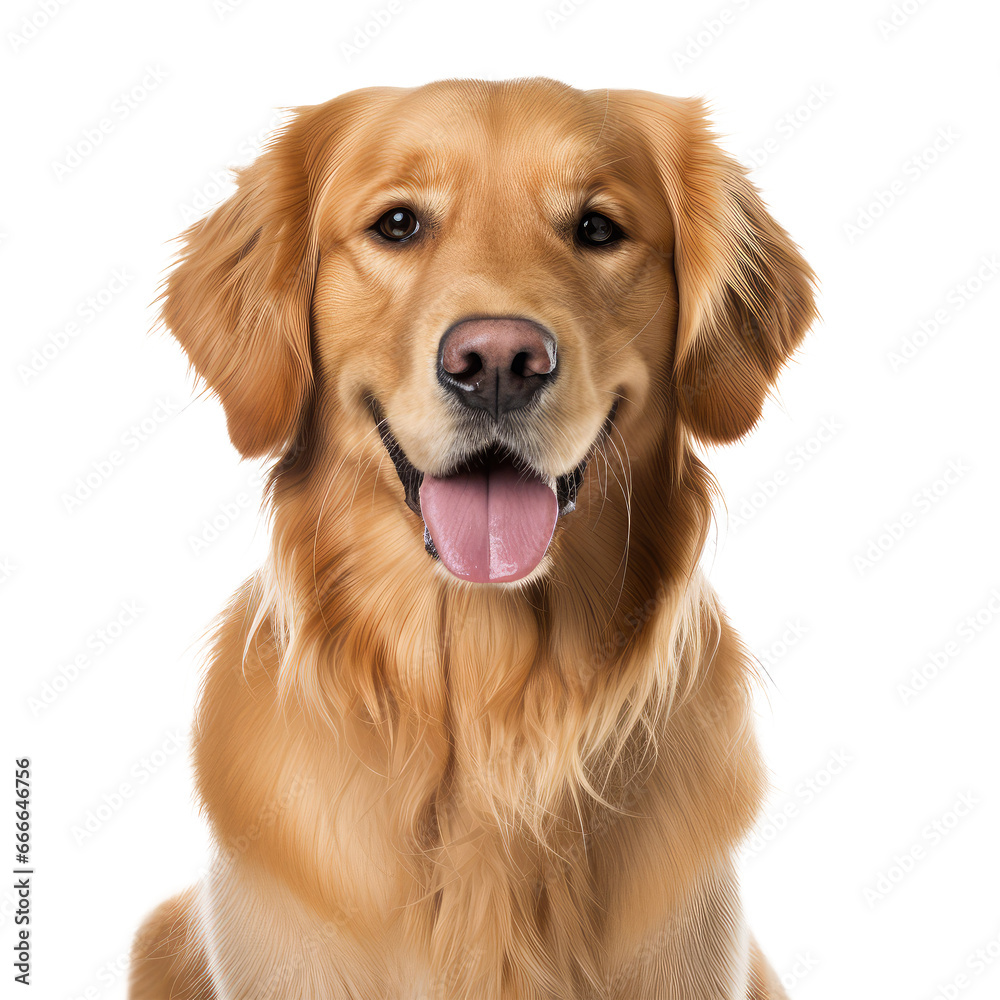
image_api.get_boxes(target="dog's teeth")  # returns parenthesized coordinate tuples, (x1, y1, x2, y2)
(423, 526, 440, 561)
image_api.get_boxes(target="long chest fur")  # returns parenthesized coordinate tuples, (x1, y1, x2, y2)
(196, 589, 760, 998)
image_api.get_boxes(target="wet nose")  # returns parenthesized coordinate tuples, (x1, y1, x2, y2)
(437, 317, 557, 418)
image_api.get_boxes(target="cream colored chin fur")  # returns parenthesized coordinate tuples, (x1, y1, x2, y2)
(129, 77, 814, 1000)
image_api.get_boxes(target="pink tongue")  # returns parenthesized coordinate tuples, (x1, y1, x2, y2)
(420, 460, 558, 583)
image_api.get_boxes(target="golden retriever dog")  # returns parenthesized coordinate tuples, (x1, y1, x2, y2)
(129, 78, 815, 999)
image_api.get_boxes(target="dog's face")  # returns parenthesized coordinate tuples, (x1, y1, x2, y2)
(164, 79, 814, 586)
(311, 83, 676, 584)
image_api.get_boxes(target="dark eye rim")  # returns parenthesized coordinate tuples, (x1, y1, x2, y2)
(576, 211, 626, 248)
(373, 206, 421, 242)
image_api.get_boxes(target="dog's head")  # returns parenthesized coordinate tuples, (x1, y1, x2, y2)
(164, 79, 814, 587)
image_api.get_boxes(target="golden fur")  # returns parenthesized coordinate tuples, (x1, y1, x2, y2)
(129, 78, 815, 999)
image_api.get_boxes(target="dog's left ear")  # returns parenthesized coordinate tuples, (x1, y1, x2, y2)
(161, 107, 323, 459)
(626, 93, 817, 444)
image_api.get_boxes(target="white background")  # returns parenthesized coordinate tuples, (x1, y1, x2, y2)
(3, 0, 999, 997)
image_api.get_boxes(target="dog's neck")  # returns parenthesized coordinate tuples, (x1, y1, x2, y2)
(251, 428, 718, 827)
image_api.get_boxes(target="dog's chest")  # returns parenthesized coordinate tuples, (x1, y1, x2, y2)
(281, 738, 607, 998)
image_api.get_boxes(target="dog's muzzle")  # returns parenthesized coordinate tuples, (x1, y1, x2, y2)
(373, 399, 618, 584)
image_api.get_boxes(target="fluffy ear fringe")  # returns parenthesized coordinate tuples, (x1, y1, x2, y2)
(630, 94, 817, 444)
(160, 110, 319, 459)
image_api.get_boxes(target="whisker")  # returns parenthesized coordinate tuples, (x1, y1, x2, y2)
(604, 287, 670, 361)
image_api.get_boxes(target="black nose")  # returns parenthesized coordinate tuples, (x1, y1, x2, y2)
(437, 317, 557, 418)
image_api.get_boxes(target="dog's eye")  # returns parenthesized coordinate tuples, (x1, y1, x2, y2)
(577, 212, 623, 247)
(376, 207, 420, 241)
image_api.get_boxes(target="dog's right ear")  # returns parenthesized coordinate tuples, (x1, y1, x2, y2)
(161, 107, 323, 459)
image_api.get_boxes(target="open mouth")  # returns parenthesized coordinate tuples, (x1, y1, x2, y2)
(373, 402, 617, 584)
